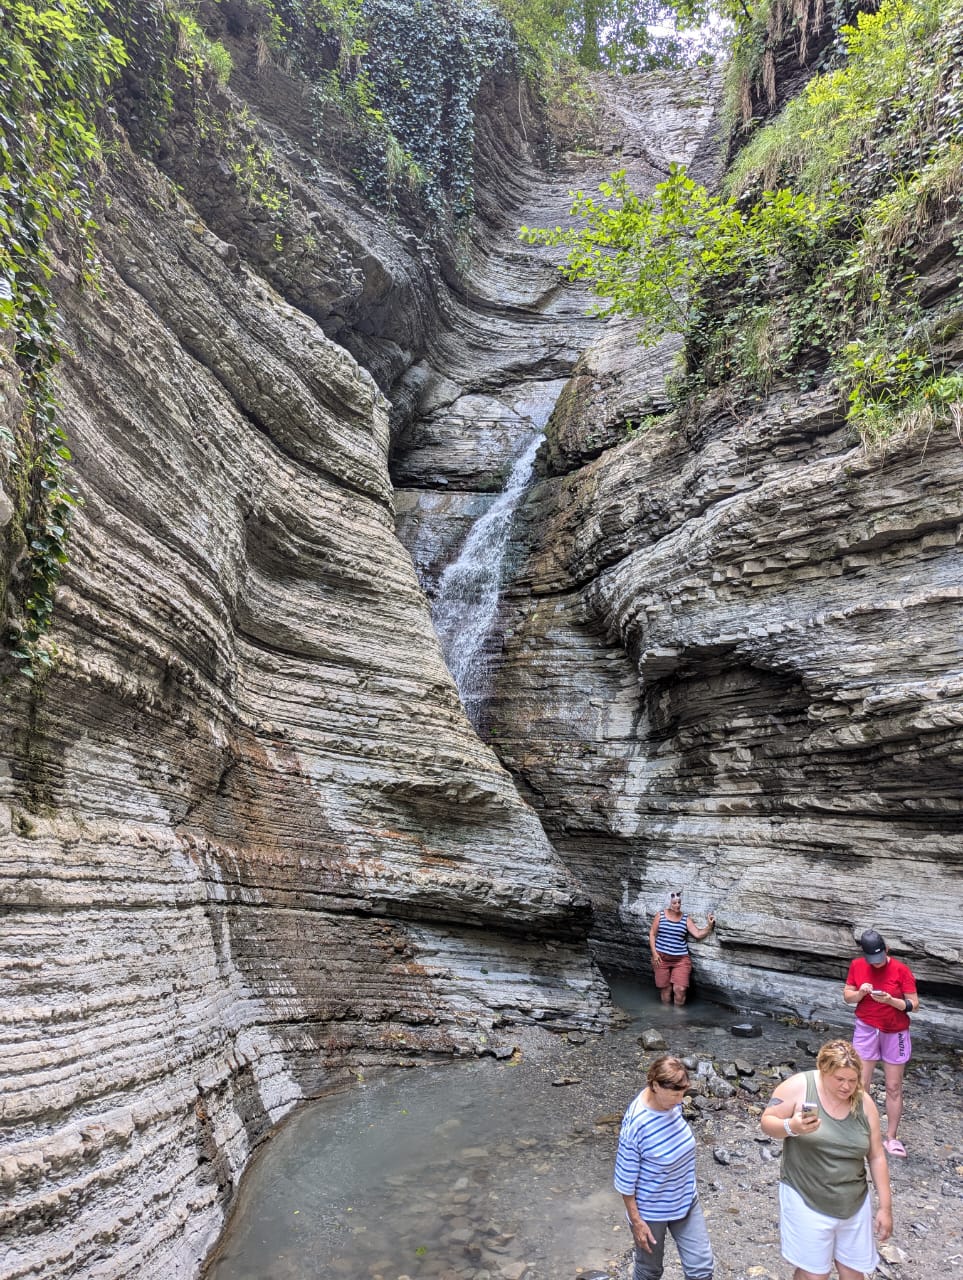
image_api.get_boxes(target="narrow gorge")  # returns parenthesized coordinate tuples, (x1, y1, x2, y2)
(1, 1, 961, 1277)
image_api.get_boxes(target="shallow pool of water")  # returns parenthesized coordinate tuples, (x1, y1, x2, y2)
(205, 984, 750, 1280)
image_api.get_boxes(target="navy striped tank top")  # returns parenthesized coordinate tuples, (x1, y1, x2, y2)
(654, 912, 689, 956)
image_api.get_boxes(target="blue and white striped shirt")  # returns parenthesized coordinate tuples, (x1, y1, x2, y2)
(654, 911, 690, 956)
(614, 1093, 697, 1220)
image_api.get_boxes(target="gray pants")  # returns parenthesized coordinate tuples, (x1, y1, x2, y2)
(633, 1198, 714, 1280)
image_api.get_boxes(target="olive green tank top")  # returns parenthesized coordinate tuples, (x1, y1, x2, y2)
(780, 1070, 871, 1219)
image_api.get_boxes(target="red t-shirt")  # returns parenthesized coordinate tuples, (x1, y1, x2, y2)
(847, 956, 916, 1032)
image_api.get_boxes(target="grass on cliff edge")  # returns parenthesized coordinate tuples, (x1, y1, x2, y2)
(521, 0, 963, 449)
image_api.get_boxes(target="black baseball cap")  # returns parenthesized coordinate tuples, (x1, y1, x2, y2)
(859, 929, 887, 962)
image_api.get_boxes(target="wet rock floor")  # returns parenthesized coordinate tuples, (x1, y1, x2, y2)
(204, 982, 963, 1280)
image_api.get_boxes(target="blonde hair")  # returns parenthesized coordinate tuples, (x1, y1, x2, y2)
(816, 1039, 865, 1113)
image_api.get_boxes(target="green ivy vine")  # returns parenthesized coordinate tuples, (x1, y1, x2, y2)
(351, 0, 515, 220)
(224, 0, 518, 221)
(0, 0, 127, 680)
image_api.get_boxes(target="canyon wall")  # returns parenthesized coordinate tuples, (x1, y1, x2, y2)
(3, 5, 961, 1278)
(383, 60, 963, 1050)
(0, 36, 655, 1280)
(486, 235, 963, 1039)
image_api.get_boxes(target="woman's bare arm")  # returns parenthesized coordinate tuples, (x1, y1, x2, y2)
(759, 1073, 818, 1139)
(649, 913, 662, 963)
(864, 1093, 893, 1240)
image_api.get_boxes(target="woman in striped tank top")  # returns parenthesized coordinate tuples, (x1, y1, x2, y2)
(649, 890, 715, 1006)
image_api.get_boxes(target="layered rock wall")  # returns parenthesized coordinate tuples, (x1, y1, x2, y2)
(7, 9, 960, 1279)
(0, 46, 623, 1280)
(393, 67, 721, 593)
(487, 235, 963, 1038)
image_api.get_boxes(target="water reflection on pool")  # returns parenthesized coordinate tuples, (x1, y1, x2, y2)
(205, 982, 740, 1280)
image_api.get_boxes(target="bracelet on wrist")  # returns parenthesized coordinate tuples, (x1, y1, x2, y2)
(783, 1117, 794, 1137)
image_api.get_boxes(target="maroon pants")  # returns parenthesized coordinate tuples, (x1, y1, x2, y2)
(654, 953, 692, 990)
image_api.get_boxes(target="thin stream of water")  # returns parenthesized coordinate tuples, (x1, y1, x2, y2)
(431, 433, 542, 725)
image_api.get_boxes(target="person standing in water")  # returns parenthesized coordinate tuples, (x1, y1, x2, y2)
(843, 928, 918, 1158)
(649, 890, 715, 1006)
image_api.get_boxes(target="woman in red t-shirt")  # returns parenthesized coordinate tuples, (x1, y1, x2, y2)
(843, 929, 919, 1158)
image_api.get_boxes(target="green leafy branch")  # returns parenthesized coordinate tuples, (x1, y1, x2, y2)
(521, 164, 838, 344)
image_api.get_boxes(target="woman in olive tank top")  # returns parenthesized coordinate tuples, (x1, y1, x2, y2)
(759, 1040, 893, 1280)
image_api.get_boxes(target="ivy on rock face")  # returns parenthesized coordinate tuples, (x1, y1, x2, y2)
(352, 0, 515, 218)
(200, 0, 517, 219)
(0, 0, 127, 679)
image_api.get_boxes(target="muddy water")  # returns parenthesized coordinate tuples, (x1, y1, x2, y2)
(205, 983, 753, 1280)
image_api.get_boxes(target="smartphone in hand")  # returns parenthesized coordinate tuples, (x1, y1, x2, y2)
(800, 1102, 818, 1115)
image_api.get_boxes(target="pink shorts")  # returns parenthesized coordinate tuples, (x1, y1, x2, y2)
(853, 1019, 912, 1065)
(654, 953, 692, 990)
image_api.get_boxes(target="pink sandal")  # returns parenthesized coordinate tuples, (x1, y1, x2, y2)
(884, 1137, 907, 1157)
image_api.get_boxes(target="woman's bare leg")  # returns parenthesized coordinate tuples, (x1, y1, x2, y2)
(860, 1057, 876, 1091)
(882, 1059, 906, 1141)
(833, 1260, 866, 1280)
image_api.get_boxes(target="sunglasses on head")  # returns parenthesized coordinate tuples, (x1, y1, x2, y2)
(669, 892, 682, 900)
(656, 1078, 689, 1092)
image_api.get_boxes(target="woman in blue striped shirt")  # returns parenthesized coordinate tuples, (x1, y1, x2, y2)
(614, 1055, 714, 1280)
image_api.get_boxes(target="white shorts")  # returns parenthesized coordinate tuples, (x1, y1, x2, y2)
(779, 1181, 879, 1275)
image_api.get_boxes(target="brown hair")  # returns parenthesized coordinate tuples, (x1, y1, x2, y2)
(816, 1039, 865, 1113)
(646, 1054, 690, 1090)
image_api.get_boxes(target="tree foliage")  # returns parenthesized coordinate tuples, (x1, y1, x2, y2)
(522, 0, 963, 446)
(522, 166, 835, 339)
(495, 0, 728, 71)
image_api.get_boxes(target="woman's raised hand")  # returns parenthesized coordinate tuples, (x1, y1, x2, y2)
(794, 1105, 820, 1134)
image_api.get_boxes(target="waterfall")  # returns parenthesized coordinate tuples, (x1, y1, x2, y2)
(432, 432, 542, 724)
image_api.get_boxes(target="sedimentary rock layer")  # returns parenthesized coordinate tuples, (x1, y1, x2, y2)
(0, 57, 620, 1280)
(392, 67, 721, 596)
(488, 229, 963, 1039)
